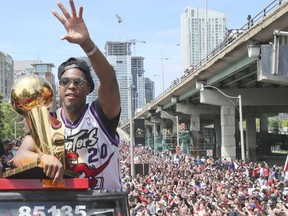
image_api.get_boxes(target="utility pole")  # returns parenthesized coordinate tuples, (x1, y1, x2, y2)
(129, 84, 135, 178)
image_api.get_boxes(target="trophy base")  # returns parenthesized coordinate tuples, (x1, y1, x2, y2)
(3, 161, 78, 179)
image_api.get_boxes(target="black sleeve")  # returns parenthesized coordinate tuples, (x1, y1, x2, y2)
(93, 99, 121, 137)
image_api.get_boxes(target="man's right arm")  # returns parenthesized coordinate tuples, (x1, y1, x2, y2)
(13, 135, 64, 185)
(13, 135, 38, 167)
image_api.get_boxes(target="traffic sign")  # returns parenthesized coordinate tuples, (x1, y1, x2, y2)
(206, 149, 213, 156)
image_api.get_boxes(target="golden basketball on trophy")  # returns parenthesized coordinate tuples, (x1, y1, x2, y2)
(4, 75, 77, 179)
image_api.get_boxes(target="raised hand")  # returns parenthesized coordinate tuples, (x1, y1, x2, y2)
(52, 0, 90, 46)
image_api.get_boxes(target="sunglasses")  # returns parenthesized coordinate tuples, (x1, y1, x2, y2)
(59, 77, 88, 87)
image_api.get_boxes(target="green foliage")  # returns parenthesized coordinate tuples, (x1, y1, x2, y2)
(281, 120, 288, 127)
(269, 118, 281, 129)
(0, 98, 26, 139)
(256, 118, 288, 131)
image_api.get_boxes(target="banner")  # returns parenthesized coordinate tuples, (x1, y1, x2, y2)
(134, 119, 145, 147)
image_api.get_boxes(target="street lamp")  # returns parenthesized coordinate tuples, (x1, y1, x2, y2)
(198, 84, 245, 161)
(129, 84, 135, 178)
(156, 106, 179, 152)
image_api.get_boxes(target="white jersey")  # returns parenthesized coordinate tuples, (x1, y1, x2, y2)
(55, 102, 122, 191)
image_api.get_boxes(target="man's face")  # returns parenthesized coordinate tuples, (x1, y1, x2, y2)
(59, 69, 90, 111)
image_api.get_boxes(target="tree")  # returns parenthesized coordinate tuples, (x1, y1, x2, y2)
(0, 96, 26, 139)
(269, 118, 280, 129)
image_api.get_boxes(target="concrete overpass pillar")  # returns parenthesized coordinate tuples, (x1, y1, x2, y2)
(145, 125, 152, 148)
(260, 114, 269, 133)
(246, 113, 257, 162)
(159, 119, 165, 134)
(190, 113, 201, 154)
(190, 113, 200, 132)
(176, 103, 220, 156)
(221, 106, 236, 160)
(145, 125, 152, 135)
(215, 118, 221, 159)
(176, 103, 200, 132)
(160, 111, 178, 134)
(176, 103, 201, 149)
(151, 117, 164, 135)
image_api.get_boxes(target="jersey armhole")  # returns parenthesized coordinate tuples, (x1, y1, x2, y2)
(93, 99, 120, 137)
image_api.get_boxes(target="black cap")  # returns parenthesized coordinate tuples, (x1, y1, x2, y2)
(58, 57, 95, 93)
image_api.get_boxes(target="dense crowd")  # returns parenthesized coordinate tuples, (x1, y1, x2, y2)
(119, 142, 288, 216)
(0, 137, 22, 175)
(0, 137, 287, 215)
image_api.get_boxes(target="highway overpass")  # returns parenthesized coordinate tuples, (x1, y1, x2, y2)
(120, 0, 288, 162)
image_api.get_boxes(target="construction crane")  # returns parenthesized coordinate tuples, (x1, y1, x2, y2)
(116, 14, 123, 23)
(128, 39, 146, 55)
(116, 14, 123, 40)
(129, 39, 146, 45)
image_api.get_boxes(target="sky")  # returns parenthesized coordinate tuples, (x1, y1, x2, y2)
(0, 0, 274, 96)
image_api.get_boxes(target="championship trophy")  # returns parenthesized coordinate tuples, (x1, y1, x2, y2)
(3, 75, 78, 186)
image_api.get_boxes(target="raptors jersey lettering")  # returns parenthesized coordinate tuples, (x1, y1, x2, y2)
(55, 102, 122, 191)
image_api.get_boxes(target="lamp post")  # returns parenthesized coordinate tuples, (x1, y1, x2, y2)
(200, 84, 245, 161)
(129, 84, 135, 178)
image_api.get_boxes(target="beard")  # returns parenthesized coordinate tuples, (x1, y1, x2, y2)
(66, 103, 80, 114)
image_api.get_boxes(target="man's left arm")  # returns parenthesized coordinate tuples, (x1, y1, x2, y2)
(52, 0, 120, 120)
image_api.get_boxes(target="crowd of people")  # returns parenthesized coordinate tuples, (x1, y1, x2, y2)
(119, 142, 288, 216)
(0, 137, 22, 175)
(0, 136, 287, 215)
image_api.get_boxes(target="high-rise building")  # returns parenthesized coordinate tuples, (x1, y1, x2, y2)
(145, 77, 155, 103)
(105, 41, 132, 125)
(131, 56, 145, 115)
(181, 6, 227, 71)
(104, 41, 149, 123)
(0, 52, 13, 100)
